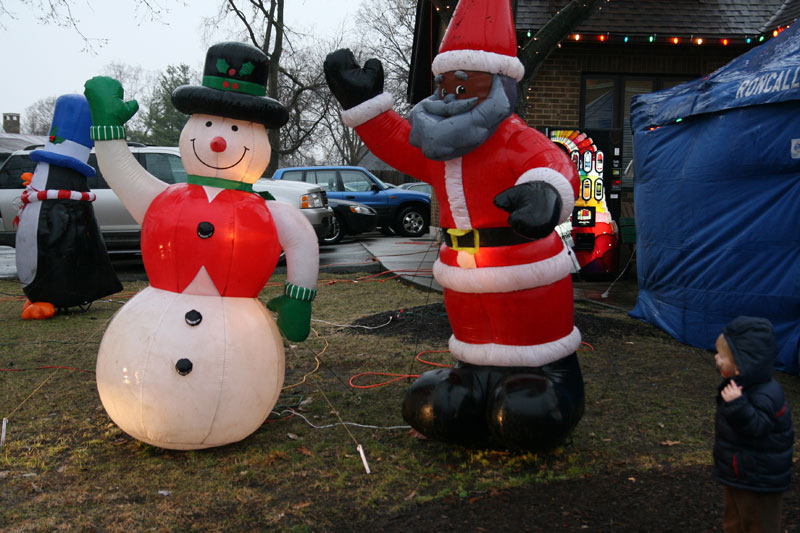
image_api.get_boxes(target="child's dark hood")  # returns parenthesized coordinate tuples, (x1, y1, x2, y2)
(723, 316, 776, 385)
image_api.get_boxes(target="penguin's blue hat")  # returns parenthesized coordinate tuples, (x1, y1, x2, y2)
(30, 94, 96, 177)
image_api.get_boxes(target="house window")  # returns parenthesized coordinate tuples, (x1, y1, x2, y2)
(581, 75, 693, 170)
(584, 78, 615, 129)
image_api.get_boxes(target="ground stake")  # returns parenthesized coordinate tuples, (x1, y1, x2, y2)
(357, 444, 371, 474)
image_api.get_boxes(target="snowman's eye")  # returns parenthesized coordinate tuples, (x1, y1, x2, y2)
(441, 88, 447, 98)
(456, 85, 466, 95)
(231, 125, 238, 132)
(205, 121, 212, 127)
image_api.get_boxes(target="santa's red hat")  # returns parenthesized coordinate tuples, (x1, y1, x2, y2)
(432, 0, 524, 81)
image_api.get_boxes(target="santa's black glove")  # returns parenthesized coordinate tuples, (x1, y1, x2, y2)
(494, 181, 562, 240)
(323, 48, 384, 110)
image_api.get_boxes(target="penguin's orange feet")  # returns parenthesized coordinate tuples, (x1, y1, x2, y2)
(21, 301, 55, 320)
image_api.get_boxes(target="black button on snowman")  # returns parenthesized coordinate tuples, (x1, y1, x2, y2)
(184, 310, 203, 326)
(85, 42, 320, 450)
(197, 221, 215, 238)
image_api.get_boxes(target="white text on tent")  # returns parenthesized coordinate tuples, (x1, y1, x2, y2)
(735, 67, 800, 99)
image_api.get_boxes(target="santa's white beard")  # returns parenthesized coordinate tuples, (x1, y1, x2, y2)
(408, 75, 513, 161)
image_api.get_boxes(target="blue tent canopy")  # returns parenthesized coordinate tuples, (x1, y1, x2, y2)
(630, 23, 800, 374)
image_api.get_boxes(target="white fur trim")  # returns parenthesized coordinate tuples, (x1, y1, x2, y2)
(433, 244, 574, 293)
(449, 327, 582, 367)
(341, 92, 394, 128)
(515, 167, 575, 224)
(444, 158, 472, 228)
(432, 50, 525, 82)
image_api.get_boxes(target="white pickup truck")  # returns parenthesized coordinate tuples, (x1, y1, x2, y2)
(0, 145, 333, 251)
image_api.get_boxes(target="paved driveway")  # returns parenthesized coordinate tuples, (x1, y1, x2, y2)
(0, 239, 385, 282)
(0, 246, 15, 280)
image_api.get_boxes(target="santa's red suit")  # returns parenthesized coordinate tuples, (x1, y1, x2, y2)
(345, 98, 580, 367)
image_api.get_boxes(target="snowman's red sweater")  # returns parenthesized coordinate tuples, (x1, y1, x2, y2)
(141, 183, 281, 297)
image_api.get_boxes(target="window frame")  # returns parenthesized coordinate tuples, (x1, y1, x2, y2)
(580, 73, 696, 130)
(339, 169, 375, 193)
(580, 74, 696, 170)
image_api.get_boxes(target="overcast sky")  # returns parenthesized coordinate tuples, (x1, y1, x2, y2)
(0, 0, 361, 121)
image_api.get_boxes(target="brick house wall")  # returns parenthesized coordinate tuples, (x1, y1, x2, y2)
(416, 0, 797, 238)
(523, 43, 745, 129)
(427, 43, 746, 234)
(511, 42, 747, 271)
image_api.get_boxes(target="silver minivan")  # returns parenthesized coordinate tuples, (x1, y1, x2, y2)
(0, 145, 332, 251)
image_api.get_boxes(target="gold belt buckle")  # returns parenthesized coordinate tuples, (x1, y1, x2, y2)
(447, 228, 479, 255)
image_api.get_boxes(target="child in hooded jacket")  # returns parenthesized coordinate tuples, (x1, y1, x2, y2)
(713, 316, 794, 533)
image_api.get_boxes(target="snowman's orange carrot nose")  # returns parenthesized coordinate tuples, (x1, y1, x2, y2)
(210, 137, 227, 152)
(21, 172, 33, 186)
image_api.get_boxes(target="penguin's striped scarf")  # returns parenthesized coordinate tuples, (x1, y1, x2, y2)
(13, 188, 97, 227)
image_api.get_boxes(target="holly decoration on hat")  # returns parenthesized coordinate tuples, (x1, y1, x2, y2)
(240, 62, 255, 76)
(216, 58, 255, 77)
(48, 125, 65, 144)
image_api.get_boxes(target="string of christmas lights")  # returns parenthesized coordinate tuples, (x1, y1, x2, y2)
(520, 25, 789, 47)
(431, 0, 790, 48)
(432, 0, 791, 50)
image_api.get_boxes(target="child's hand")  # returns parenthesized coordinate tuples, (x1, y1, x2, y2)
(721, 381, 743, 402)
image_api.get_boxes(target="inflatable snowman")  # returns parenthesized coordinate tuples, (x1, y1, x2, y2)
(84, 42, 319, 450)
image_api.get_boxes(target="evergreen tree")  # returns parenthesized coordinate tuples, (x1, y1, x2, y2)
(136, 64, 196, 146)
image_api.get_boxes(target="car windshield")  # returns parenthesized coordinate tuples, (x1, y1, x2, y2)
(0, 154, 35, 189)
(368, 172, 390, 188)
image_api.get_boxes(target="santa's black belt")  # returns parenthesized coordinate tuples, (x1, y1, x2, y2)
(443, 227, 533, 252)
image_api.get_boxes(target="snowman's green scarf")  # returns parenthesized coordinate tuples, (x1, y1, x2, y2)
(187, 174, 275, 201)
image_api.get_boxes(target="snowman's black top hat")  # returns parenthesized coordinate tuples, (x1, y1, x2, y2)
(172, 41, 289, 128)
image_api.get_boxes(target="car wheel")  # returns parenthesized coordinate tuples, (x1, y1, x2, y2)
(393, 206, 428, 237)
(319, 213, 345, 245)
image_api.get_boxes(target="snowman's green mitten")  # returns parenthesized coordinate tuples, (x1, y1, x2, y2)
(84, 76, 139, 141)
(267, 282, 316, 342)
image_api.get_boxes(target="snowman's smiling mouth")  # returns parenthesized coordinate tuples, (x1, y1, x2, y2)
(191, 139, 249, 170)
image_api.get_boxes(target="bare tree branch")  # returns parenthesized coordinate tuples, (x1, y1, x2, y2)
(204, 0, 414, 168)
(0, 0, 175, 51)
(515, 0, 606, 115)
(22, 96, 58, 134)
(356, 0, 415, 114)
(226, 0, 259, 46)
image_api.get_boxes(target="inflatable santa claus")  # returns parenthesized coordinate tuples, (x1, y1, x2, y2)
(325, 0, 584, 450)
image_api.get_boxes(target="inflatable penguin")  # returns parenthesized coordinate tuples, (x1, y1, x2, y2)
(324, 0, 584, 450)
(84, 42, 319, 450)
(15, 94, 122, 320)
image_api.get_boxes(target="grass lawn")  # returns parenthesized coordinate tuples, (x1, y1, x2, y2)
(1, 273, 797, 531)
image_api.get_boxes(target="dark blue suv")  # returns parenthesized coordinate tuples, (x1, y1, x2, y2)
(272, 166, 430, 237)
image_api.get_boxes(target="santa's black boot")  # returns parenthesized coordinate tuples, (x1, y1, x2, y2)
(486, 353, 585, 451)
(401, 362, 492, 447)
